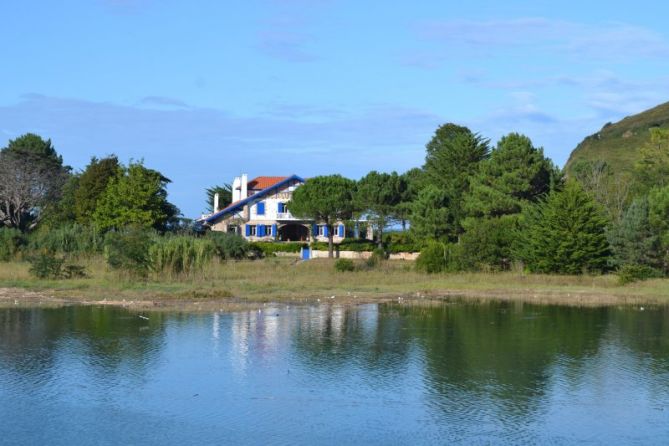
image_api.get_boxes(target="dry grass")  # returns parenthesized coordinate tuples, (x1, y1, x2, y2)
(0, 257, 668, 311)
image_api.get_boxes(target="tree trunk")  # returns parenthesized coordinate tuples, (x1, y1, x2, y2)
(328, 224, 334, 258)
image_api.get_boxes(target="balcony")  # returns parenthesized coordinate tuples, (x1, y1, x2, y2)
(276, 212, 300, 221)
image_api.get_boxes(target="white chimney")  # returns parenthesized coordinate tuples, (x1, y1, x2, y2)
(241, 173, 248, 199)
(232, 176, 241, 202)
(213, 193, 220, 212)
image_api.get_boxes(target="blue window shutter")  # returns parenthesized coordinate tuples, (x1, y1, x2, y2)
(245, 225, 251, 237)
(257, 202, 265, 215)
(324, 226, 329, 237)
(312, 224, 318, 236)
(338, 224, 345, 237)
(271, 224, 277, 237)
(278, 202, 284, 213)
(258, 225, 265, 237)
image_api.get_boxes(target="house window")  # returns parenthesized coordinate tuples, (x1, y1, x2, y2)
(277, 202, 285, 213)
(256, 202, 265, 215)
(246, 225, 257, 236)
(318, 225, 329, 236)
(266, 225, 273, 237)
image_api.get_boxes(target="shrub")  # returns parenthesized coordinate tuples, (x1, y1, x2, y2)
(250, 241, 303, 256)
(103, 228, 154, 278)
(365, 247, 387, 268)
(28, 224, 103, 256)
(28, 253, 65, 279)
(416, 242, 447, 274)
(0, 227, 25, 261)
(150, 236, 215, 276)
(334, 258, 356, 272)
(208, 232, 250, 260)
(617, 264, 663, 285)
(27, 254, 87, 279)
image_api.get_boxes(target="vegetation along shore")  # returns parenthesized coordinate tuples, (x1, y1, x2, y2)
(1, 104, 668, 310)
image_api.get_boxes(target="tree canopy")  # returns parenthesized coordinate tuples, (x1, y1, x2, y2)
(92, 161, 179, 232)
(74, 156, 120, 224)
(354, 171, 404, 248)
(0, 133, 69, 230)
(515, 181, 610, 274)
(465, 133, 558, 218)
(289, 175, 355, 257)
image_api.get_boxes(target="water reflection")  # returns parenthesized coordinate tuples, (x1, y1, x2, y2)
(1, 302, 668, 445)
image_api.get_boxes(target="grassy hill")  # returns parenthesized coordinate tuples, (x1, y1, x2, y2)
(565, 101, 669, 177)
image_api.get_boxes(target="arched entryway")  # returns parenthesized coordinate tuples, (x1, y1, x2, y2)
(278, 223, 309, 242)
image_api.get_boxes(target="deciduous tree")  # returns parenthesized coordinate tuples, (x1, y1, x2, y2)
(93, 161, 179, 232)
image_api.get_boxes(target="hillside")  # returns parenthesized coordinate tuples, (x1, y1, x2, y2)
(566, 101, 669, 177)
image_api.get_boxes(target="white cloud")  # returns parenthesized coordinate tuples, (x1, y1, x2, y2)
(413, 18, 669, 62)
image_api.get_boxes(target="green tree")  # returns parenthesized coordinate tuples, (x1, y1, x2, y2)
(515, 181, 611, 274)
(396, 168, 422, 231)
(459, 215, 519, 271)
(635, 128, 669, 192)
(410, 185, 451, 241)
(354, 171, 403, 248)
(92, 161, 179, 232)
(206, 184, 232, 213)
(607, 196, 662, 270)
(648, 185, 669, 273)
(466, 133, 558, 218)
(74, 156, 120, 224)
(289, 175, 356, 258)
(0, 133, 70, 230)
(421, 123, 490, 239)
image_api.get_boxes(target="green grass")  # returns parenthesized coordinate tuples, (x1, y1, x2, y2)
(1, 257, 668, 308)
(565, 101, 669, 176)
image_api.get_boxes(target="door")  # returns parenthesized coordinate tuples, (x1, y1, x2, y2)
(301, 247, 311, 260)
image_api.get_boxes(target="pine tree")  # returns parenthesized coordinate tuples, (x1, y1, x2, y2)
(419, 123, 489, 240)
(607, 196, 662, 269)
(465, 133, 559, 218)
(515, 181, 611, 274)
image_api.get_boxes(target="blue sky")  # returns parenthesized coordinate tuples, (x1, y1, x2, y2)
(2, 0, 669, 217)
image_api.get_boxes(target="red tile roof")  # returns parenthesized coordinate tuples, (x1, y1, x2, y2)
(247, 176, 288, 190)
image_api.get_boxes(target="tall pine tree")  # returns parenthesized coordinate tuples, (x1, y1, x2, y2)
(515, 181, 610, 274)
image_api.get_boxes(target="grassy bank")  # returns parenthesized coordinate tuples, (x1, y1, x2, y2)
(1, 257, 668, 311)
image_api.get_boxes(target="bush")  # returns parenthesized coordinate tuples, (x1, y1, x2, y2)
(416, 242, 447, 274)
(250, 241, 303, 256)
(150, 236, 215, 276)
(208, 232, 251, 260)
(334, 258, 356, 272)
(617, 264, 663, 285)
(103, 228, 154, 278)
(0, 227, 25, 261)
(28, 224, 103, 256)
(27, 253, 87, 279)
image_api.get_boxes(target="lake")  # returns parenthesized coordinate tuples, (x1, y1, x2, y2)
(1, 301, 668, 445)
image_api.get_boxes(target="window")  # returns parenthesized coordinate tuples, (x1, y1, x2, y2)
(318, 225, 329, 236)
(245, 225, 257, 236)
(266, 225, 273, 237)
(256, 202, 265, 215)
(277, 202, 285, 213)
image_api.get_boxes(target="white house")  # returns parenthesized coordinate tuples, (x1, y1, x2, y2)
(200, 174, 353, 242)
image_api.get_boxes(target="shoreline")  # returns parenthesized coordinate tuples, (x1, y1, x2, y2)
(1, 258, 667, 312)
(1, 283, 666, 313)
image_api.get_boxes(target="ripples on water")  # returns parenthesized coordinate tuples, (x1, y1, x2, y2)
(0, 302, 668, 445)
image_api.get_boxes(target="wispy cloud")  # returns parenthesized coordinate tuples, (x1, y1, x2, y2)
(139, 96, 190, 109)
(257, 29, 316, 62)
(410, 18, 669, 63)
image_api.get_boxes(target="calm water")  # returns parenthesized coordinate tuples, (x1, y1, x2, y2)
(1, 302, 668, 445)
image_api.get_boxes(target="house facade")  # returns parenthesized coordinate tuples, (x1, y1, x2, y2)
(200, 174, 349, 243)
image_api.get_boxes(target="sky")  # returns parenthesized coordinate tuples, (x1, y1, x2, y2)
(2, 0, 669, 217)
